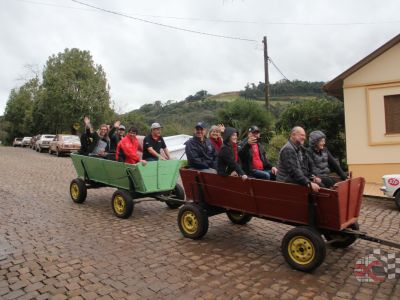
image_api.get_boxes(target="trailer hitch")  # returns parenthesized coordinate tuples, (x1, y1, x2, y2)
(342, 228, 400, 249)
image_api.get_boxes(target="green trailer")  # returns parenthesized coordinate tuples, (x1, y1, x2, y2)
(69, 154, 186, 218)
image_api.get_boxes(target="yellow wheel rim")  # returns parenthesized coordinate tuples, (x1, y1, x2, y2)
(71, 183, 79, 200)
(113, 195, 126, 215)
(288, 236, 315, 265)
(181, 211, 198, 234)
(230, 212, 243, 221)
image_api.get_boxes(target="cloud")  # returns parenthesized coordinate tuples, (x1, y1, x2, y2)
(0, 0, 399, 115)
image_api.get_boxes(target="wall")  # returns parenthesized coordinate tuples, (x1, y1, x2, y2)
(343, 42, 400, 184)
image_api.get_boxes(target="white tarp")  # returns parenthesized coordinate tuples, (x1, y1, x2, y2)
(163, 134, 191, 160)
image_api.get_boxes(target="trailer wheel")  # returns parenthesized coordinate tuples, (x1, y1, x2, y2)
(166, 183, 185, 209)
(324, 222, 359, 248)
(178, 204, 208, 239)
(70, 178, 87, 203)
(111, 190, 134, 219)
(226, 210, 253, 225)
(282, 226, 326, 272)
(394, 192, 400, 210)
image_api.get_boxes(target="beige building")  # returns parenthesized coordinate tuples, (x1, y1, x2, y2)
(324, 34, 400, 196)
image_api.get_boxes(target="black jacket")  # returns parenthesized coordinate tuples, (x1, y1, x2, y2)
(238, 138, 272, 174)
(85, 126, 110, 154)
(217, 127, 245, 177)
(308, 148, 347, 180)
(108, 127, 122, 153)
(185, 136, 217, 170)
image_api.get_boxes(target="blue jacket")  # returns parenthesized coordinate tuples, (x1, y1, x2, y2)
(185, 136, 217, 170)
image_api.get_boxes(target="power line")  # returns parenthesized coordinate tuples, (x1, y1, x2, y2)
(14, 0, 95, 11)
(14, 0, 400, 27)
(268, 57, 290, 81)
(70, 0, 257, 43)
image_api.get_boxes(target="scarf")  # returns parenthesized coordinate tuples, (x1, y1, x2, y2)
(210, 137, 223, 152)
(232, 142, 238, 162)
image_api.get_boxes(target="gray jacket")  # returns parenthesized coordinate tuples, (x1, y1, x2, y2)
(276, 140, 316, 186)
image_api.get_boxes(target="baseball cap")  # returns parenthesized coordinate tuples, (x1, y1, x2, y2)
(119, 125, 126, 130)
(248, 125, 260, 133)
(151, 122, 162, 129)
(195, 121, 206, 129)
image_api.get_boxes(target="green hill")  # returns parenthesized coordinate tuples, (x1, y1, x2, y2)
(119, 80, 331, 136)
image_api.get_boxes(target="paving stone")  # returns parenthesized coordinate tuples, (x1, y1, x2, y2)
(0, 147, 399, 299)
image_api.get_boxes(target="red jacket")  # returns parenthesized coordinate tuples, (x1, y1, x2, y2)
(116, 135, 140, 164)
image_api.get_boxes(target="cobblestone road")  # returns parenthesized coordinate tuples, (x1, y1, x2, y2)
(0, 147, 400, 300)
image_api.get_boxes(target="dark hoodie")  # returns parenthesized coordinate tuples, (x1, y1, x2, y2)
(217, 127, 245, 177)
(308, 130, 347, 180)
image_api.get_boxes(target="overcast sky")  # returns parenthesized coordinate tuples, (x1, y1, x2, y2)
(0, 0, 399, 115)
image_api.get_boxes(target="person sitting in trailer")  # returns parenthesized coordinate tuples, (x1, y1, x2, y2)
(185, 122, 217, 173)
(307, 130, 349, 188)
(81, 116, 110, 158)
(208, 124, 224, 153)
(142, 122, 170, 161)
(217, 126, 247, 180)
(108, 120, 126, 153)
(276, 126, 321, 192)
(116, 126, 147, 165)
(239, 125, 278, 180)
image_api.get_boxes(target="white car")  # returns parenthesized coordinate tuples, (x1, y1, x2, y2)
(36, 134, 56, 153)
(21, 137, 32, 147)
(381, 174, 400, 209)
(12, 137, 23, 147)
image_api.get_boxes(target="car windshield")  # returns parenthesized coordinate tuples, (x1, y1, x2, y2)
(16, 138, 23, 141)
(44, 135, 55, 139)
(63, 136, 80, 142)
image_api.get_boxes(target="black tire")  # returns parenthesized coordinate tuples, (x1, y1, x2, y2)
(281, 226, 326, 272)
(166, 183, 185, 209)
(178, 204, 209, 239)
(70, 178, 87, 204)
(226, 210, 253, 225)
(324, 222, 359, 248)
(394, 191, 400, 210)
(111, 190, 134, 219)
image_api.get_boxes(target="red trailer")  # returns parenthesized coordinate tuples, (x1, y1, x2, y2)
(177, 168, 400, 272)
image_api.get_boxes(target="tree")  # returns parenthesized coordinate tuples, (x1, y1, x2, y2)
(275, 99, 346, 164)
(3, 77, 40, 142)
(185, 90, 211, 102)
(217, 99, 273, 139)
(38, 48, 113, 133)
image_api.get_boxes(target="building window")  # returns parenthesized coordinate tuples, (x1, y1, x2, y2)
(384, 94, 400, 134)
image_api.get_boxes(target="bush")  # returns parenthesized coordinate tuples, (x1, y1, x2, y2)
(275, 99, 346, 166)
(217, 99, 274, 139)
(266, 133, 288, 165)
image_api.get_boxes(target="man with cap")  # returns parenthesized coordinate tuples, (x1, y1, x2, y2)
(185, 121, 217, 171)
(142, 122, 170, 161)
(239, 125, 278, 180)
(108, 120, 125, 153)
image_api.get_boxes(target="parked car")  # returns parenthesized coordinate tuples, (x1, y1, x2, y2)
(36, 134, 55, 152)
(30, 134, 40, 150)
(21, 137, 32, 147)
(12, 138, 23, 147)
(49, 134, 81, 156)
(381, 174, 400, 209)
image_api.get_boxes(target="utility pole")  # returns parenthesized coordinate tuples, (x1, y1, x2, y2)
(262, 36, 269, 110)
